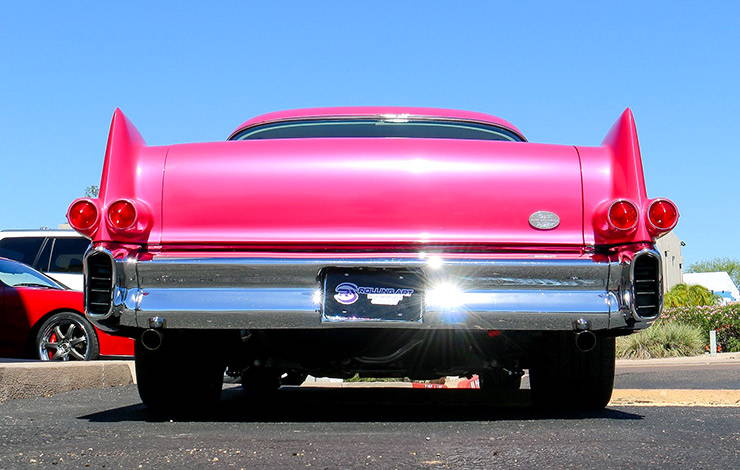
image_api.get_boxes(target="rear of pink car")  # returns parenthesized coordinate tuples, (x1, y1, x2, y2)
(68, 107, 678, 413)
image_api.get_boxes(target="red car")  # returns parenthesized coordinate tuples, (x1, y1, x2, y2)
(0, 258, 132, 360)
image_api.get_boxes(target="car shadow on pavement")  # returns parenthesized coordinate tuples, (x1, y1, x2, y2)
(79, 386, 643, 423)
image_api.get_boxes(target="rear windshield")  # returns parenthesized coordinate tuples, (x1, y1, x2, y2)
(231, 118, 523, 142)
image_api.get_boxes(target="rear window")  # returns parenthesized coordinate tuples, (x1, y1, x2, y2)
(49, 238, 90, 273)
(231, 118, 523, 142)
(0, 237, 44, 265)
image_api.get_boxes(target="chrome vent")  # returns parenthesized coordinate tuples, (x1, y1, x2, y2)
(632, 252, 661, 320)
(85, 251, 114, 315)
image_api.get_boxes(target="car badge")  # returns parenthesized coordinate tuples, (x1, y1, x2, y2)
(529, 211, 560, 230)
(334, 282, 360, 305)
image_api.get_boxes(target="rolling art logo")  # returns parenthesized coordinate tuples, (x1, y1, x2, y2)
(334, 282, 414, 306)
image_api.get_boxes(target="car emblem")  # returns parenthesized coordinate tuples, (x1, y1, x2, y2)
(529, 211, 560, 230)
(334, 282, 359, 305)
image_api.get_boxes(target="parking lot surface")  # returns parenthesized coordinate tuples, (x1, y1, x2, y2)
(1, 384, 737, 469)
(615, 364, 740, 390)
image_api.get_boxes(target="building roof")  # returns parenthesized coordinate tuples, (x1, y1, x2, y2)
(683, 272, 740, 301)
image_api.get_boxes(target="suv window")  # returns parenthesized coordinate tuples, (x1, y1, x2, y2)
(49, 238, 90, 273)
(0, 237, 45, 265)
(35, 238, 52, 271)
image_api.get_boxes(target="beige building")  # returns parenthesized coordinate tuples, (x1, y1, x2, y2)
(656, 231, 684, 293)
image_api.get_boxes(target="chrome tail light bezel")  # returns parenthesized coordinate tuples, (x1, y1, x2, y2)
(83, 247, 116, 318)
(629, 249, 663, 321)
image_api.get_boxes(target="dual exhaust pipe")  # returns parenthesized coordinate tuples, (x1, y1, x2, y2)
(574, 330, 597, 352)
(141, 316, 165, 351)
(573, 318, 597, 352)
(141, 328, 163, 351)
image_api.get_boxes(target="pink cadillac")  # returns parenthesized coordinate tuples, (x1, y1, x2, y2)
(67, 107, 678, 413)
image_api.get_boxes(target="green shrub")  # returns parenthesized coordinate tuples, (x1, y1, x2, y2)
(662, 304, 740, 352)
(664, 283, 718, 307)
(616, 322, 704, 359)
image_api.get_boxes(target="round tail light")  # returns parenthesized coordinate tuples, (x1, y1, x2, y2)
(68, 200, 98, 231)
(608, 200, 638, 230)
(648, 199, 678, 230)
(107, 200, 137, 230)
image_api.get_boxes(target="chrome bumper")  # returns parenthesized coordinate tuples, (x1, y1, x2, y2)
(85, 249, 661, 332)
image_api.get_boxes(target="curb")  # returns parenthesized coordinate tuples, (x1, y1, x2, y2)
(610, 389, 740, 407)
(616, 352, 739, 367)
(0, 360, 135, 403)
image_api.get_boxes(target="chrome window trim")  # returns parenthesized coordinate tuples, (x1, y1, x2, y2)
(227, 115, 527, 142)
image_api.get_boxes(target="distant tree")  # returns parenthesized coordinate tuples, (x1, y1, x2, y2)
(664, 283, 718, 308)
(688, 258, 740, 288)
(84, 185, 99, 198)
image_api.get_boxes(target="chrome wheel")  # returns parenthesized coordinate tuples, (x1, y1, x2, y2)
(38, 318, 90, 361)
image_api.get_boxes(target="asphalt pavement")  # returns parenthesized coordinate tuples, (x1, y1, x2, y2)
(1, 357, 737, 468)
(512, 357, 739, 391)
(614, 361, 740, 390)
(0, 383, 738, 469)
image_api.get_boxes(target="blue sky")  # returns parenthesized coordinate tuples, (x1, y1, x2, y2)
(1, 1, 737, 265)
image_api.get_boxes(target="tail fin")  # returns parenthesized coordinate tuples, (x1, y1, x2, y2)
(99, 108, 145, 200)
(601, 108, 648, 203)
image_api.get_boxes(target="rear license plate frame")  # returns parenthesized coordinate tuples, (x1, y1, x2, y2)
(321, 268, 424, 323)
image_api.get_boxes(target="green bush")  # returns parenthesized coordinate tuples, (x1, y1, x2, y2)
(616, 322, 705, 359)
(664, 283, 718, 307)
(662, 304, 740, 352)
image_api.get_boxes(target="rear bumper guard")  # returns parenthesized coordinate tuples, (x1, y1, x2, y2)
(84, 248, 661, 332)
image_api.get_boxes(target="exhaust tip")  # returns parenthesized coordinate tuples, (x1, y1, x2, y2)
(141, 329, 163, 351)
(574, 330, 597, 352)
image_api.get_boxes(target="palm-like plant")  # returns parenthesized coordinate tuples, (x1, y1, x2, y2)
(664, 283, 718, 308)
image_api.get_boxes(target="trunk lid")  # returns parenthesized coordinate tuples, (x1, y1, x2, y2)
(160, 138, 584, 246)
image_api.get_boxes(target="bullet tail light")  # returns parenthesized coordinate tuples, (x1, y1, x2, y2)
(67, 199, 99, 233)
(607, 200, 638, 231)
(107, 200, 137, 230)
(647, 199, 679, 232)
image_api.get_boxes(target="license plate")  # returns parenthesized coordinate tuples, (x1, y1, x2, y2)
(321, 268, 424, 322)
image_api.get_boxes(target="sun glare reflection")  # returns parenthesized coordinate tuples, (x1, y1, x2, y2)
(426, 255, 443, 270)
(312, 289, 322, 305)
(426, 282, 465, 308)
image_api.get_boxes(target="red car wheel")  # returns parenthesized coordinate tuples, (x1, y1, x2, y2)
(35, 312, 100, 361)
